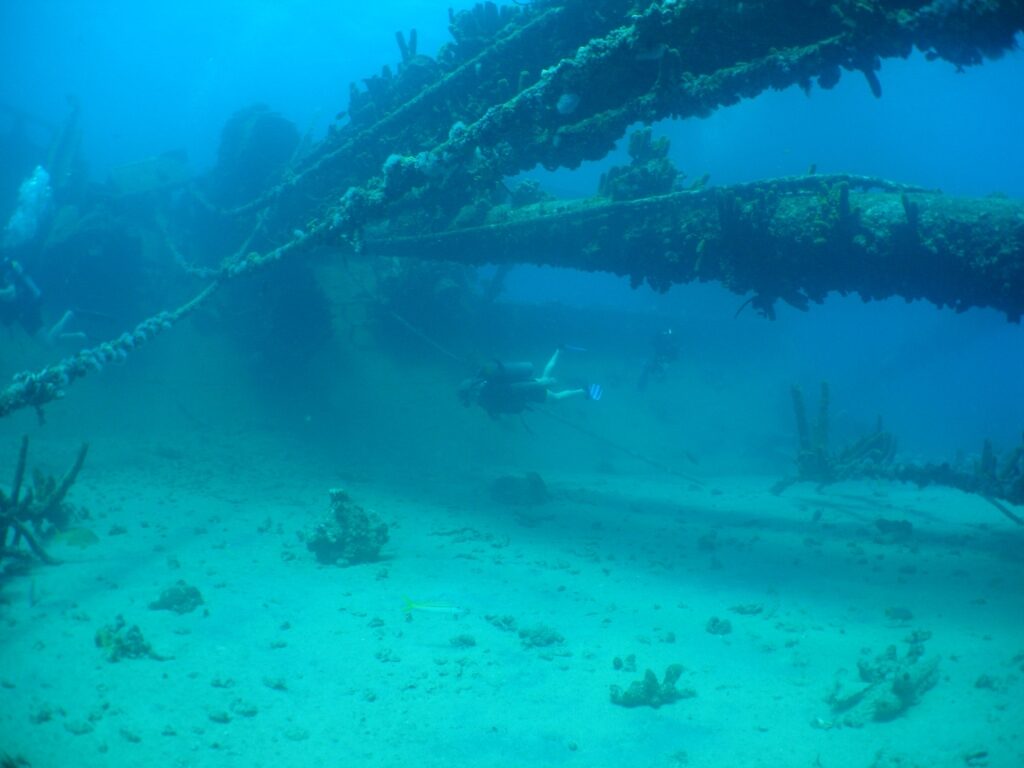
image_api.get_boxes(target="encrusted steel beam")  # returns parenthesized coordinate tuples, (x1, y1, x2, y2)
(318, 0, 1024, 244)
(362, 176, 1024, 321)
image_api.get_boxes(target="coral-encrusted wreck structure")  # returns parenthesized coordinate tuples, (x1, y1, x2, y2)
(3, 1, 1024, 421)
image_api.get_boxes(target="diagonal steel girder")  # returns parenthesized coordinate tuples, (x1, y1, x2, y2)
(313, 0, 1024, 243)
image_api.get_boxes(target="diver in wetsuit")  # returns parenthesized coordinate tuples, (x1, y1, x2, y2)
(458, 348, 602, 417)
(637, 327, 681, 391)
(0, 256, 44, 335)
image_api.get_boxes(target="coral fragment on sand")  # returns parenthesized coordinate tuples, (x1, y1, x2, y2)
(610, 664, 695, 709)
(149, 580, 205, 614)
(826, 641, 939, 726)
(94, 615, 170, 662)
(306, 489, 389, 566)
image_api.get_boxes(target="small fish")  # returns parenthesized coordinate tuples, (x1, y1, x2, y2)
(402, 597, 466, 617)
(51, 527, 100, 549)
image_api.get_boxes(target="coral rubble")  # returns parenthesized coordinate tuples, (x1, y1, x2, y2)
(827, 641, 939, 726)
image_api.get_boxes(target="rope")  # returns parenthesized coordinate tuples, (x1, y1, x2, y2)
(535, 406, 704, 487)
(0, 282, 219, 420)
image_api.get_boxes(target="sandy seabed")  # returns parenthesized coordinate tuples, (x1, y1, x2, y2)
(1, 433, 1022, 768)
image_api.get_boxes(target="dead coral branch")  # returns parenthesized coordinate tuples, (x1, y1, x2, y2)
(1, 437, 90, 573)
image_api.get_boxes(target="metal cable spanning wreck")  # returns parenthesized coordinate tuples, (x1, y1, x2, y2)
(3, 0, 1024, 425)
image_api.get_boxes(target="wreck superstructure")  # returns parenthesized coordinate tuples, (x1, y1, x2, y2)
(3, 0, 1024, 419)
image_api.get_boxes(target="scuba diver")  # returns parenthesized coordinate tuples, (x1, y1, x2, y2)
(2, 164, 49, 335)
(0, 255, 44, 335)
(637, 327, 681, 390)
(1, 165, 86, 343)
(458, 347, 602, 418)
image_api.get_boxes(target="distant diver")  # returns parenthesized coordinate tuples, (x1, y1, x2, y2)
(1, 165, 85, 343)
(0, 255, 44, 335)
(637, 327, 681, 391)
(458, 347, 602, 418)
(1, 165, 51, 334)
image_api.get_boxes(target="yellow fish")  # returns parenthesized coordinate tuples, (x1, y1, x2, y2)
(402, 597, 466, 616)
(51, 527, 100, 549)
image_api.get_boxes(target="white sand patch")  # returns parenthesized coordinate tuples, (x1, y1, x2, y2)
(2, 434, 1022, 767)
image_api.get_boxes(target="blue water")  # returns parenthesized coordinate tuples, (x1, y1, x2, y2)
(2, 3, 1023, 767)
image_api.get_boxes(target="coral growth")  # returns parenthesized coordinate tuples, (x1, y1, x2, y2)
(894, 434, 1024, 519)
(517, 624, 563, 649)
(149, 580, 205, 614)
(306, 489, 389, 566)
(610, 664, 695, 708)
(772, 383, 1024, 524)
(598, 128, 680, 202)
(94, 615, 170, 662)
(773, 382, 896, 494)
(1, 436, 88, 575)
(826, 639, 939, 726)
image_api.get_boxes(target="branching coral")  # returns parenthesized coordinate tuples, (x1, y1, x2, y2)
(0, 436, 88, 575)
(772, 383, 897, 495)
